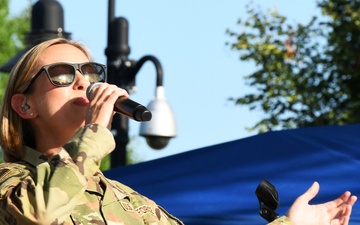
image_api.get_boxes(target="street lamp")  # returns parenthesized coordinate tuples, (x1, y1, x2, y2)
(138, 56, 177, 150)
(106, 1, 177, 168)
(0, 0, 71, 73)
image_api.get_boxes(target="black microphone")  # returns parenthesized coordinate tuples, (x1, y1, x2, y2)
(86, 83, 152, 122)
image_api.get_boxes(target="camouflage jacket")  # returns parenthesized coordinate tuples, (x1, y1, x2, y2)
(0, 124, 183, 225)
(269, 216, 293, 225)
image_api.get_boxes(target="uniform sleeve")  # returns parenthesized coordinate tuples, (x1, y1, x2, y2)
(63, 123, 115, 177)
(0, 156, 87, 224)
(268, 216, 293, 225)
(0, 124, 115, 225)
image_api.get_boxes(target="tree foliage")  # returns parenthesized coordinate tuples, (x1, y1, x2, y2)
(0, 0, 30, 162)
(226, 0, 360, 133)
(0, 0, 31, 99)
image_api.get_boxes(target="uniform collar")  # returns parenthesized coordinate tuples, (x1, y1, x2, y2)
(22, 146, 70, 167)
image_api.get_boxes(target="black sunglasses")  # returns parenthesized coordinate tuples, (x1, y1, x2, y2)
(23, 62, 107, 93)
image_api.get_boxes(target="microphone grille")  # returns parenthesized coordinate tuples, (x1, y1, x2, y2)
(86, 82, 102, 100)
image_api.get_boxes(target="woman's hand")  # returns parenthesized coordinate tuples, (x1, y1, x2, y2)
(85, 83, 129, 129)
(286, 182, 357, 225)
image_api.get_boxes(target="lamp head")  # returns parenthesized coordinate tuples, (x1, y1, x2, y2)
(139, 86, 176, 150)
(0, 0, 71, 73)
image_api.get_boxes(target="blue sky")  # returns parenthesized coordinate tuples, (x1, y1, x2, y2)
(10, 0, 320, 162)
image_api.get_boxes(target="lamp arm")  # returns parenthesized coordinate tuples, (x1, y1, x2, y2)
(130, 55, 163, 87)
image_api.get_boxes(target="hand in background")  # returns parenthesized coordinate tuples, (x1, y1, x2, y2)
(286, 182, 357, 225)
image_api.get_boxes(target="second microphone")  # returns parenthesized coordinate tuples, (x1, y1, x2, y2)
(86, 82, 152, 122)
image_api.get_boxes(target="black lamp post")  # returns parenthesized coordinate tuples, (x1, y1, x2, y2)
(105, 0, 177, 168)
(0, 0, 71, 73)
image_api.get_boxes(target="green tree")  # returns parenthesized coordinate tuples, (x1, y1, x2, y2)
(0, 0, 31, 162)
(226, 0, 360, 133)
(0, 0, 31, 98)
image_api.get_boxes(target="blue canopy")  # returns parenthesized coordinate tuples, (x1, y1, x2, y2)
(105, 124, 360, 224)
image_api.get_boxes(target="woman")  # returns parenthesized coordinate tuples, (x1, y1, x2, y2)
(0, 38, 356, 225)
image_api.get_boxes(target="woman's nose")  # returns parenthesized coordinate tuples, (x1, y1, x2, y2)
(73, 71, 90, 91)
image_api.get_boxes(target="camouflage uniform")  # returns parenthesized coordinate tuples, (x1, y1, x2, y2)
(0, 124, 183, 225)
(269, 216, 293, 225)
(0, 124, 292, 225)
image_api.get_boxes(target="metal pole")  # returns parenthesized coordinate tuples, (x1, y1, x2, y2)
(105, 0, 129, 168)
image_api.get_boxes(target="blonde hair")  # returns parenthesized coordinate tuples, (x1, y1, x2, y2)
(0, 38, 92, 162)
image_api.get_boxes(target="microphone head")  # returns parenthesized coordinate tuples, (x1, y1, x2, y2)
(86, 82, 102, 100)
(134, 107, 152, 121)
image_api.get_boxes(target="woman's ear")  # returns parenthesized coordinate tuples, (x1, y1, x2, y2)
(11, 94, 34, 119)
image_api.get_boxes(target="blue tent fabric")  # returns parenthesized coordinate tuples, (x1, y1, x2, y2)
(104, 124, 360, 224)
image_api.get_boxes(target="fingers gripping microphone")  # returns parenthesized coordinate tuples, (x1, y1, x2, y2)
(86, 83, 152, 122)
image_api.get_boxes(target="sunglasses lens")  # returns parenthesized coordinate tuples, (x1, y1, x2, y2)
(81, 63, 105, 83)
(48, 64, 75, 86)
